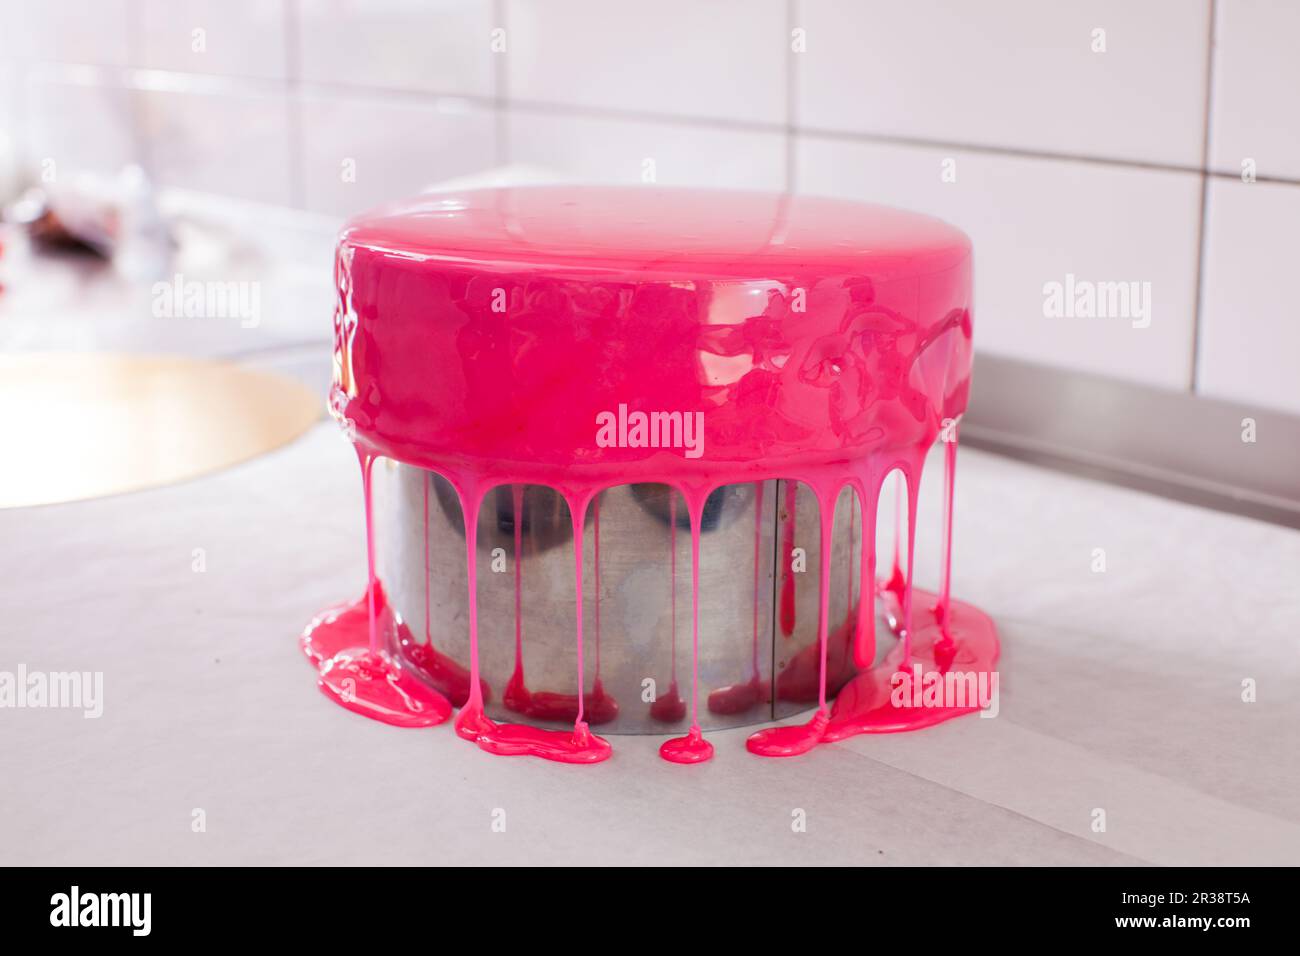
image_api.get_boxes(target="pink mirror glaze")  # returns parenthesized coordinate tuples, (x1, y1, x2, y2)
(303, 185, 999, 764)
(330, 186, 973, 486)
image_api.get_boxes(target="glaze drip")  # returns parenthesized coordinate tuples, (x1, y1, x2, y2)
(301, 451, 452, 728)
(660, 494, 716, 763)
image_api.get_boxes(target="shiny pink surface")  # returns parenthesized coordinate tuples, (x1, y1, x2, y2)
(331, 186, 974, 490)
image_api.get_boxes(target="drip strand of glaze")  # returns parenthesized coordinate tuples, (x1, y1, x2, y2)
(454, 487, 611, 763)
(660, 492, 715, 763)
(397, 470, 485, 709)
(593, 497, 601, 689)
(363, 452, 378, 654)
(756, 482, 766, 684)
(936, 431, 958, 640)
(840, 490, 855, 675)
(846, 490, 854, 623)
(424, 475, 430, 649)
(500, 488, 618, 725)
(651, 492, 686, 722)
(884, 472, 907, 602)
(571, 494, 588, 728)
(454, 489, 486, 722)
(503, 484, 529, 713)
(873, 467, 924, 660)
(779, 482, 797, 636)
(900, 469, 920, 662)
(302, 450, 452, 728)
(747, 482, 838, 757)
(852, 472, 878, 670)
(563, 493, 611, 758)
(708, 481, 770, 715)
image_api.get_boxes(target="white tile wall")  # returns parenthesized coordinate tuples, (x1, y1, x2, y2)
(1208, 0, 1300, 181)
(508, 110, 786, 190)
(10, 0, 135, 68)
(799, 136, 1202, 389)
(23, 70, 142, 177)
(506, 0, 786, 125)
(301, 92, 495, 215)
(2, 0, 1298, 417)
(133, 85, 293, 205)
(136, 0, 288, 81)
(297, 0, 494, 97)
(1196, 178, 1300, 416)
(795, 0, 1211, 167)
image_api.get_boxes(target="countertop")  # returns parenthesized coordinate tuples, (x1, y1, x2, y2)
(3, 392, 1298, 865)
(2, 196, 1297, 866)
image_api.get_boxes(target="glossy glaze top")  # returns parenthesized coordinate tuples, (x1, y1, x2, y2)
(339, 186, 971, 281)
(332, 186, 974, 489)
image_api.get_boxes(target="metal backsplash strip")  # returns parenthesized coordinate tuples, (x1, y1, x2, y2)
(962, 355, 1300, 530)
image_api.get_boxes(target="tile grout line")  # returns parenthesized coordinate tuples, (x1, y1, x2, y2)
(493, 0, 509, 167)
(15, 57, 1300, 188)
(1190, 0, 1220, 394)
(784, 0, 798, 193)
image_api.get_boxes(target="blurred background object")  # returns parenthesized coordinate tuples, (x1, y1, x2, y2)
(0, 0, 1296, 518)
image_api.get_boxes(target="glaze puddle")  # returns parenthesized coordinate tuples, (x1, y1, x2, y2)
(301, 453, 452, 728)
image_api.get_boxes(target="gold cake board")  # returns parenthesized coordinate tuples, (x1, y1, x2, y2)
(1, 352, 321, 509)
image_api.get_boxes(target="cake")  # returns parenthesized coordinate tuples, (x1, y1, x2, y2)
(301, 186, 999, 764)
